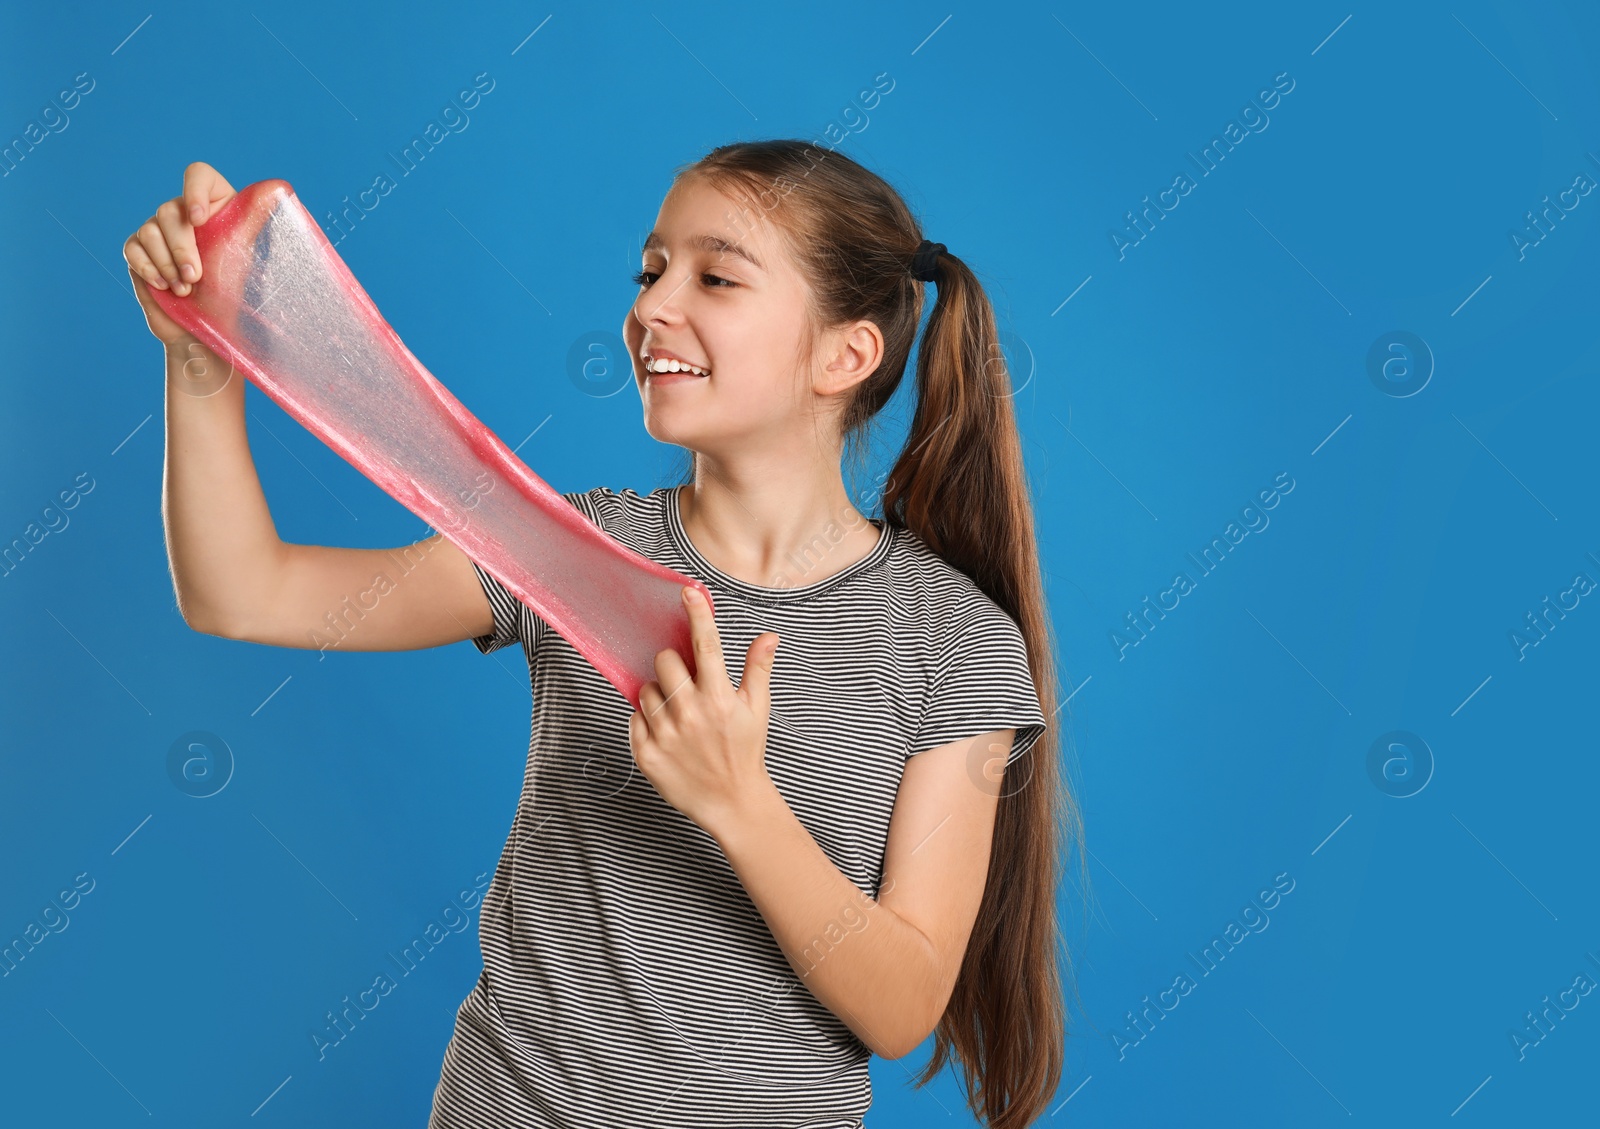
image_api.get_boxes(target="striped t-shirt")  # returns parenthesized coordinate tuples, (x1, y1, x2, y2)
(429, 484, 1048, 1129)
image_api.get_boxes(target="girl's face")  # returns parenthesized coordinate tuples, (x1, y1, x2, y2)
(623, 177, 826, 463)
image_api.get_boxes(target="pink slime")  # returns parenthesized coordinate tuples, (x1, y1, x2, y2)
(146, 179, 711, 709)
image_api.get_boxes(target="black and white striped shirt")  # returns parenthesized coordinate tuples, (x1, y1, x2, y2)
(429, 485, 1048, 1128)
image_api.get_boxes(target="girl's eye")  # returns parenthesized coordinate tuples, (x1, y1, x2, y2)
(630, 269, 735, 289)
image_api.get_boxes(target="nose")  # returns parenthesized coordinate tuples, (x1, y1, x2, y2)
(632, 270, 694, 330)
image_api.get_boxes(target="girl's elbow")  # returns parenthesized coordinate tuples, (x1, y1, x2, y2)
(875, 1007, 939, 1061)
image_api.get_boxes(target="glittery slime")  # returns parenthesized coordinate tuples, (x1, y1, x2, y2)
(147, 179, 711, 709)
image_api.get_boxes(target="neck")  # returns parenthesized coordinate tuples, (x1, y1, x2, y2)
(677, 474, 881, 590)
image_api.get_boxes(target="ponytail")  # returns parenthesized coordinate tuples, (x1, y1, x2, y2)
(883, 247, 1084, 1129)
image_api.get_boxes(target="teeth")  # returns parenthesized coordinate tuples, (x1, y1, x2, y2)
(645, 357, 709, 375)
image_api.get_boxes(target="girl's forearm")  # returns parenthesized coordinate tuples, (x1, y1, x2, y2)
(710, 778, 939, 1060)
(163, 338, 285, 633)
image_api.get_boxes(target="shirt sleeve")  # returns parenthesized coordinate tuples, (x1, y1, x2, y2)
(909, 597, 1049, 768)
(469, 558, 531, 654)
(467, 488, 602, 656)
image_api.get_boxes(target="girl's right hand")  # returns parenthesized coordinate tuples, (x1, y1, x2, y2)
(125, 162, 237, 347)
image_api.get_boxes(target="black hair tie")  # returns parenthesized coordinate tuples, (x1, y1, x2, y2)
(910, 239, 946, 283)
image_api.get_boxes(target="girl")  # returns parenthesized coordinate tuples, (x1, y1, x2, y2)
(126, 141, 1083, 1128)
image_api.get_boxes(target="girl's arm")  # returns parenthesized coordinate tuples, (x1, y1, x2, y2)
(710, 729, 1011, 1059)
(159, 339, 493, 651)
(132, 165, 495, 652)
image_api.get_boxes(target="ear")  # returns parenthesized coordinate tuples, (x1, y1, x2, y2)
(815, 319, 884, 396)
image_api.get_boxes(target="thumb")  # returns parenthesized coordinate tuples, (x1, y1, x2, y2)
(739, 633, 780, 711)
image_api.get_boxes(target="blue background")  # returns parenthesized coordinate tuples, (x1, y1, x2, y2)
(3, 0, 1597, 1124)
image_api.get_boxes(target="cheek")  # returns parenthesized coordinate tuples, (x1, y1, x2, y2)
(727, 370, 803, 419)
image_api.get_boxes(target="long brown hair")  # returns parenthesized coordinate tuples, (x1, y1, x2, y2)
(665, 139, 1087, 1128)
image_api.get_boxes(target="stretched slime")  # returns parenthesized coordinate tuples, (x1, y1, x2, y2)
(147, 178, 711, 709)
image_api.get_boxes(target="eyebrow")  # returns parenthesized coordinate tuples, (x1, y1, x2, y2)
(640, 230, 765, 272)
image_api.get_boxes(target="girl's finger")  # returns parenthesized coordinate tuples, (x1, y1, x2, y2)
(152, 198, 200, 291)
(650, 645, 693, 708)
(184, 178, 209, 225)
(738, 633, 779, 713)
(183, 161, 233, 229)
(123, 237, 169, 291)
(681, 586, 729, 691)
(136, 218, 182, 291)
(637, 681, 665, 728)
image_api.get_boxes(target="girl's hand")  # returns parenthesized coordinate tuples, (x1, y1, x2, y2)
(125, 161, 237, 346)
(629, 586, 780, 837)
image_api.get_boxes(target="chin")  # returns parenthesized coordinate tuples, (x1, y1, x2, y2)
(641, 415, 698, 444)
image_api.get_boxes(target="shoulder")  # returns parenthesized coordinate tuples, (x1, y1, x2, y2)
(888, 525, 1024, 640)
(558, 485, 660, 522)
(893, 531, 1048, 759)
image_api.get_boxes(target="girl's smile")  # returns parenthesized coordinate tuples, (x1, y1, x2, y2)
(641, 349, 712, 376)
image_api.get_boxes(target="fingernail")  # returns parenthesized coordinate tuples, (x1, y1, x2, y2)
(150, 275, 168, 290)
(180, 263, 197, 282)
(190, 204, 204, 223)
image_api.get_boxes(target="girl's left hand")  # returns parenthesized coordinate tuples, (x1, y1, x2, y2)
(629, 586, 780, 837)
